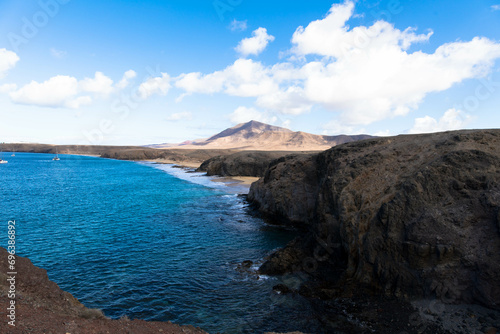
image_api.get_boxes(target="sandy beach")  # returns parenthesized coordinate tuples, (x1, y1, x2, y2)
(147, 159, 260, 191)
(147, 158, 203, 169)
(211, 176, 260, 186)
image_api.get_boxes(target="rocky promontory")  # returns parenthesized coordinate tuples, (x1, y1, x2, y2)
(248, 130, 500, 309)
(0, 247, 207, 333)
(197, 151, 312, 177)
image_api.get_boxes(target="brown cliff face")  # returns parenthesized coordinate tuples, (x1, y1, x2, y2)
(248, 130, 500, 309)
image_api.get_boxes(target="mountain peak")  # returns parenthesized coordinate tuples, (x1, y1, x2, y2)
(208, 120, 292, 142)
(232, 120, 292, 132)
(151, 120, 374, 151)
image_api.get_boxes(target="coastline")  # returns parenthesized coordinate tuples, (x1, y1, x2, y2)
(146, 158, 202, 169)
(146, 158, 260, 193)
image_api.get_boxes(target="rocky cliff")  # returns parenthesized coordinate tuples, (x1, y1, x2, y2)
(248, 130, 500, 309)
(197, 151, 311, 177)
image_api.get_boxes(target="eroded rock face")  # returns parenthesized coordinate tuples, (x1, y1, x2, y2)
(197, 151, 308, 177)
(248, 130, 500, 309)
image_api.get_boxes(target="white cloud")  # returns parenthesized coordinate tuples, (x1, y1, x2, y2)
(230, 19, 247, 32)
(116, 70, 137, 89)
(256, 86, 313, 115)
(322, 119, 364, 135)
(66, 96, 93, 109)
(0, 48, 20, 79)
(79, 71, 114, 96)
(166, 111, 192, 121)
(175, 58, 278, 98)
(281, 119, 291, 129)
(50, 48, 67, 59)
(492, 5, 500, 11)
(235, 27, 275, 57)
(0, 83, 17, 93)
(174, 1, 500, 129)
(9, 75, 90, 108)
(291, 1, 432, 57)
(409, 108, 472, 134)
(289, 0, 500, 125)
(175, 71, 225, 95)
(9, 70, 133, 108)
(138, 73, 171, 99)
(228, 106, 277, 124)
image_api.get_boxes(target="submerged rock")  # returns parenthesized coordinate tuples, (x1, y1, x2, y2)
(248, 130, 500, 309)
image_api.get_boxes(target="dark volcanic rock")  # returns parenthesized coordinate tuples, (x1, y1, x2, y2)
(197, 151, 310, 177)
(248, 130, 500, 309)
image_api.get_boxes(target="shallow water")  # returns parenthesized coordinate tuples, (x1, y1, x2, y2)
(0, 153, 325, 333)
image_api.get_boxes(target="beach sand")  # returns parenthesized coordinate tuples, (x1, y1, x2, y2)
(211, 176, 260, 186)
(147, 159, 260, 191)
(147, 158, 202, 169)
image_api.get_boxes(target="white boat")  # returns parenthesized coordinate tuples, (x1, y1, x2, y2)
(0, 143, 7, 164)
(53, 149, 60, 161)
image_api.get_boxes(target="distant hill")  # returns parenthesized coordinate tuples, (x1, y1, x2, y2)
(150, 120, 374, 151)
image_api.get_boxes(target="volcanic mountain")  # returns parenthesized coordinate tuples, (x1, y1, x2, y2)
(151, 120, 373, 151)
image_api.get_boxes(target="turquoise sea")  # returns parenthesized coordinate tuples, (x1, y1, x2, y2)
(0, 153, 324, 333)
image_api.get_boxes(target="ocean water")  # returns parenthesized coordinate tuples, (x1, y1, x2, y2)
(0, 153, 323, 333)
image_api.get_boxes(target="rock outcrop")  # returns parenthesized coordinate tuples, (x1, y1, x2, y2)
(248, 130, 500, 309)
(0, 247, 206, 333)
(197, 151, 310, 177)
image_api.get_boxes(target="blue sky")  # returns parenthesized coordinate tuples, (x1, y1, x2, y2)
(0, 0, 499, 145)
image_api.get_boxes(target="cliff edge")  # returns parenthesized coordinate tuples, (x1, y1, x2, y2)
(248, 130, 500, 309)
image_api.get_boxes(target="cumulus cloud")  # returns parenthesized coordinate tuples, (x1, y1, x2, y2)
(0, 48, 19, 79)
(79, 71, 114, 96)
(291, 1, 433, 57)
(138, 73, 171, 99)
(175, 59, 278, 98)
(166, 111, 192, 121)
(492, 5, 500, 11)
(235, 27, 275, 57)
(10, 75, 90, 108)
(230, 19, 247, 32)
(173, 1, 500, 129)
(289, 0, 500, 125)
(116, 70, 137, 89)
(9, 70, 134, 108)
(409, 109, 472, 134)
(256, 86, 313, 115)
(229, 106, 277, 124)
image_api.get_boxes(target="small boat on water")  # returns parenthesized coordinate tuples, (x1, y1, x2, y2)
(0, 143, 7, 164)
(53, 149, 60, 161)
